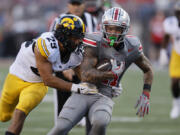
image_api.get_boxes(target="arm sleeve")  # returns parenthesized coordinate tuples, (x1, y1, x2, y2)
(36, 38, 50, 59)
(128, 36, 143, 61)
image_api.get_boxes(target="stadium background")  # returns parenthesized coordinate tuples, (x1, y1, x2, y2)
(0, 0, 180, 134)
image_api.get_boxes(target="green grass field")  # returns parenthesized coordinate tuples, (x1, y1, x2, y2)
(0, 65, 180, 135)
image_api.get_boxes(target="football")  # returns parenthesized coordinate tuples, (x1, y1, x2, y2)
(96, 59, 112, 71)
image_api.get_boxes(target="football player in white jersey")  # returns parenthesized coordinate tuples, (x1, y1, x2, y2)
(0, 15, 98, 135)
(47, 7, 153, 135)
(160, 2, 180, 119)
(49, 0, 98, 128)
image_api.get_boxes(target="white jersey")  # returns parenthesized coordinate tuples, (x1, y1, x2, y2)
(9, 32, 83, 82)
(163, 16, 180, 54)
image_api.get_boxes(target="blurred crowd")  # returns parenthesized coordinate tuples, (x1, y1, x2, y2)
(0, 0, 178, 64)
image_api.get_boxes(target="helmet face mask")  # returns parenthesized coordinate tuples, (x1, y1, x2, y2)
(102, 7, 130, 47)
(103, 24, 128, 46)
(54, 14, 85, 53)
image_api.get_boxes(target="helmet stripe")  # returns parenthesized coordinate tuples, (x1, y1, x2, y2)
(113, 8, 119, 21)
(112, 7, 115, 20)
(118, 8, 121, 21)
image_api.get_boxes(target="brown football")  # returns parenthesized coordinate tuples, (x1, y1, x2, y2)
(96, 59, 112, 71)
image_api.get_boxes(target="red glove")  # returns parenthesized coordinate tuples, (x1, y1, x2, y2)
(134, 91, 150, 117)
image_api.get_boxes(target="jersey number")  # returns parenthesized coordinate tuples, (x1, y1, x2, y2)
(102, 74, 119, 87)
(46, 36, 57, 49)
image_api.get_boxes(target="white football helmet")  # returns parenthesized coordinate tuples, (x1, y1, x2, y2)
(102, 7, 130, 46)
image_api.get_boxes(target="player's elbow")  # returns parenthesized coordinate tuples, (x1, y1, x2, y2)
(144, 67, 154, 81)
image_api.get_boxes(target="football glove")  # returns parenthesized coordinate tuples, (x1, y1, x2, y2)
(110, 59, 125, 75)
(134, 91, 150, 117)
(71, 82, 98, 94)
(112, 83, 123, 97)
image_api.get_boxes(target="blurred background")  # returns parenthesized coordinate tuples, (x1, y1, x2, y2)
(0, 0, 177, 62)
(0, 0, 180, 135)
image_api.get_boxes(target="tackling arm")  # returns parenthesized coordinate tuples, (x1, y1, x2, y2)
(35, 46, 97, 94)
(34, 47, 73, 91)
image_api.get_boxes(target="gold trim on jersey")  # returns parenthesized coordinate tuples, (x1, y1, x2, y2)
(36, 38, 50, 59)
(42, 40, 50, 56)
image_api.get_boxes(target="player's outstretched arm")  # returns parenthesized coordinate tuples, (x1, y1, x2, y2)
(34, 46, 72, 91)
(134, 53, 153, 117)
(34, 46, 97, 94)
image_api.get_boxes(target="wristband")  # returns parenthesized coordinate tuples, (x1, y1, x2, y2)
(143, 91, 150, 99)
(143, 84, 151, 91)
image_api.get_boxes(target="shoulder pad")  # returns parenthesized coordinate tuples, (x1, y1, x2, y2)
(124, 35, 143, 52)
(164, 16, 176, 24)
(163, 16, 175, 28)
(83, 33, 102, 47)
(36, 32, 58, 59)
(163, 16, 177, 34)
(125, 35, 140, 46)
